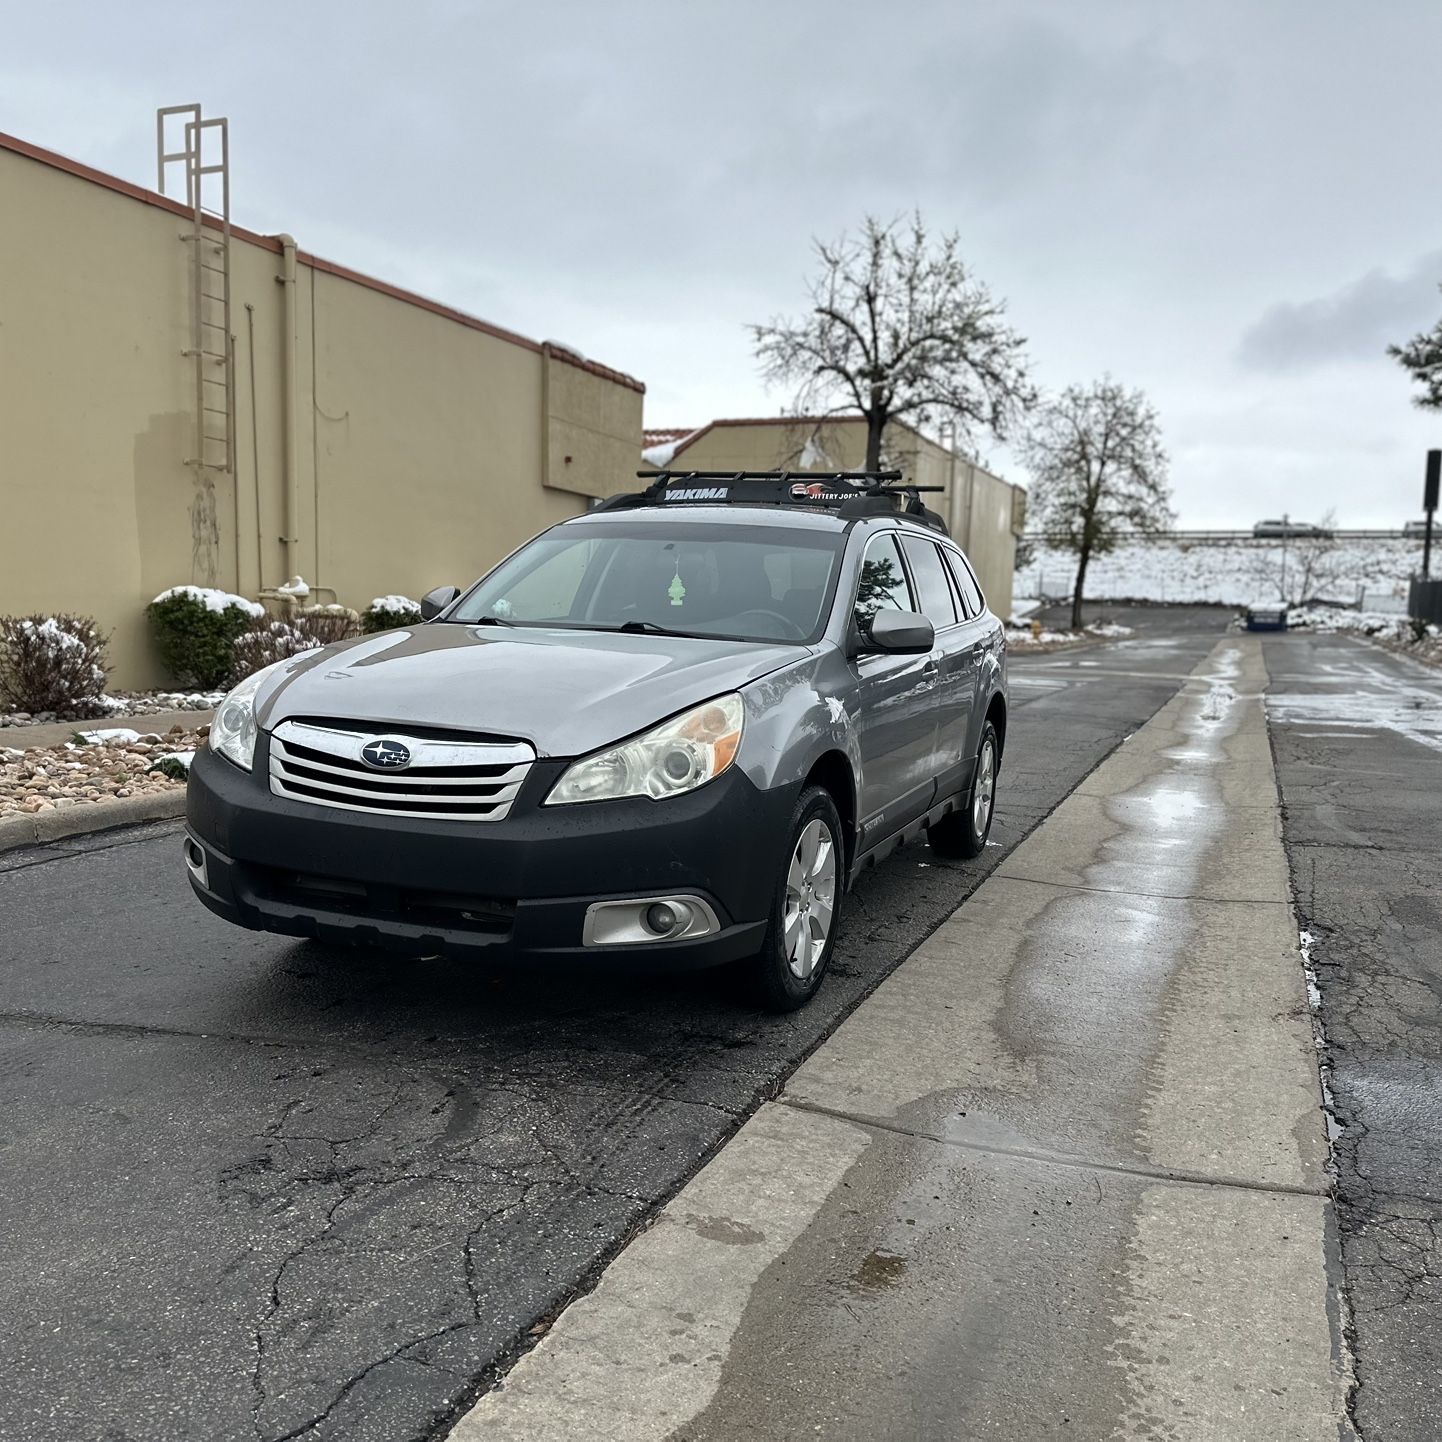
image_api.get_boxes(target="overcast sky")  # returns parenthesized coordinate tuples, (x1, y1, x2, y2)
(4, 0, 1440, 524)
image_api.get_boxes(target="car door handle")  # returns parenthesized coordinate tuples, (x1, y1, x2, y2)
(922, 659, 940, 683)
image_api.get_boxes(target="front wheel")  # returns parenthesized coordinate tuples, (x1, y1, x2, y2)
(929, 721, 998, 860)
(744, 786, 843, 1012)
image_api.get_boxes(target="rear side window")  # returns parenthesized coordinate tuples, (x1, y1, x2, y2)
(901, 537, 958, 627)
(943, 548, 984, 618)
(853, 533, 914, 630)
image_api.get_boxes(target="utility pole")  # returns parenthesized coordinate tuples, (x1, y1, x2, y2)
(1425, 450, 1439, 580)
(1280, 512, 1289, 603)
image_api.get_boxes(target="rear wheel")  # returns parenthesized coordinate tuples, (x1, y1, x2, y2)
(744, 786, 843, 1012)
(929, 721, 998, 860)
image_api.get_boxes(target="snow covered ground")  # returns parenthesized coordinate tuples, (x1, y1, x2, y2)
(1005, 619, 1135, 651)
(1021, 537, 1423, 609)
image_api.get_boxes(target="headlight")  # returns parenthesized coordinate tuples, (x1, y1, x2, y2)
(208, 662, 284, 771)
(547, 694, 744, 805)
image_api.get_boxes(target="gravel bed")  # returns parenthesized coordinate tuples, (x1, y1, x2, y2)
(0, 726, 207, 819)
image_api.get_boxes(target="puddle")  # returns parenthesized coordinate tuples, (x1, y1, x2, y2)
(1141, 785, 1211, 825)
(849, 1249, 908, 1293)
(948, 641, 1256, 1158)
(1267, 654, 1442, 754)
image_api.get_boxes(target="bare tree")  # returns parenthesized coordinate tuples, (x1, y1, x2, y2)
(1389, 282, 1442, 410)
(752, 213, 1035, 471)
(1022, 379, 1172, 630)
(1248, 511, 1344, 606)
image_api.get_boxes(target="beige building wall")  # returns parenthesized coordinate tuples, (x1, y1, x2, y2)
(0, 133, 642, 688)
(649, 417, 1024, 618)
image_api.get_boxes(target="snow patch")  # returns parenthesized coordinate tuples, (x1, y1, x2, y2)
(1267, 649, 1442, 753)
(78, 727, 141, 745)
(642, 438, 683, 468)
(368, 595, 422, 615)
(641, 427, 705, 469)
(1019, 536, 1420, 608)
(153, 585, 265, 618)
(799, 435, 830, 468)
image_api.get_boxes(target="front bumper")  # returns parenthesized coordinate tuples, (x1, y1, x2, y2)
(184, 740, 790, 967)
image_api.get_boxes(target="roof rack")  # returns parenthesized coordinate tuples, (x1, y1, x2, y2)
(592, 469, 950, 535)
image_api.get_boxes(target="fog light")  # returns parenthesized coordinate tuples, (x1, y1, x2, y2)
(582, 895, 720, 947)
(644, 901, 692, 936)
(183, 837, 208, 890)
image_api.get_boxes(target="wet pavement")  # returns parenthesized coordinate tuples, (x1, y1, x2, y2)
(0, 612, 1230, 1442)
(458, 636, 1349, 1440)
(1265, 632, 1442, 1442)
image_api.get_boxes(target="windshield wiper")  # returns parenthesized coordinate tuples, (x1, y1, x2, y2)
(614, 619, 703, 638)
(470, 615, 514, 627)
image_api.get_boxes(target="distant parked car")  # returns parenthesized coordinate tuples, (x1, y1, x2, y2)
(1252, 519, 1332, 539)
(1244, 603, 1288, 632)
(1403, 519, 1433, 538)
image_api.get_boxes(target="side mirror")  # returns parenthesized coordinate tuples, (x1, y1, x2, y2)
(866, 609, 935, 655)
(420, 585, 461, 621)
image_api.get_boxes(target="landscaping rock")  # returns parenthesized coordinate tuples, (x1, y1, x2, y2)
(0, 727, 206, 821)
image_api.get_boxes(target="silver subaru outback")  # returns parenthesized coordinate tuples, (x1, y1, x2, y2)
(184, 472, 1007, 1010)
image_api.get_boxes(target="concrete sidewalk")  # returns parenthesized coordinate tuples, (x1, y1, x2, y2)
(452, 638, 1350, 1441)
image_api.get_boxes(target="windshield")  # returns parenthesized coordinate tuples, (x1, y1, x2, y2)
(450, 520, 843, 643)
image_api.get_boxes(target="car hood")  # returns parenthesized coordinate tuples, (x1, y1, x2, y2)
(254, 624, 806, 757)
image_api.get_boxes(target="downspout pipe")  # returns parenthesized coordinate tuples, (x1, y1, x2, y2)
(276, 234, 300, 582)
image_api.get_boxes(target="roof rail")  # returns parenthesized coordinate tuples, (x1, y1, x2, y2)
(591, 469, 950, 535)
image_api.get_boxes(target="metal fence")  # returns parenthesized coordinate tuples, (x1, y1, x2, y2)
(1409, 578, 1442, 625)
(1023, 529, 1419, 546)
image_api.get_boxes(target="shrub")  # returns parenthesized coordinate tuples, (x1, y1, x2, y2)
(0, 614, 110, 715)
(148, 586, 265, 689)
(231, 607, 361, 681)
(232, 619, 319, 679)
(362, 594, 423, 633)
(294, 604, 362, 647)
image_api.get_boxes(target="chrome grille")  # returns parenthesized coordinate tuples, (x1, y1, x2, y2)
(268, 720, 534, 821)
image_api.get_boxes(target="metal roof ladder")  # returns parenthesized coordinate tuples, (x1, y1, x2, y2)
(157, 105, 234, 484)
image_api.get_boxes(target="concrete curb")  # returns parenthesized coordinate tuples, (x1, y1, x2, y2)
(0, 788, 187, 856)
(0, 708, 215, 752)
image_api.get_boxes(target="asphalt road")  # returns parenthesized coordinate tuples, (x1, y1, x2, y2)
(1263, 631, 1442, 1442)
(0, 609, 1231, 1442)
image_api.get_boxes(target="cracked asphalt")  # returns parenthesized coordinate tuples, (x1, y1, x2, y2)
(1264, 631, 1442, 1442)
(0, 607, 1231, 1442)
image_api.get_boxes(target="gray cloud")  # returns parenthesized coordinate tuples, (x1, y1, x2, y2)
(4, 0, 1442, 524)
(1238, 252, 1442, 373)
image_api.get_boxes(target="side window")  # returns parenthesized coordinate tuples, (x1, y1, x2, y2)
(943, 548, 984, 618)
(852, 533, 914, 631)
(900, 537, 958, 627)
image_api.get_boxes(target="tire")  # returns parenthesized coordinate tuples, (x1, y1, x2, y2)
(743, 785, 844, 1012)
(929, 721, 999, 860)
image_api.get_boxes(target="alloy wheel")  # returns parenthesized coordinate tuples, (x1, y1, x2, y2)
(783, 817, 837, 980)
(973, 737, 996, 837)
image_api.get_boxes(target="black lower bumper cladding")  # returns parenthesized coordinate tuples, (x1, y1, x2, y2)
(185, 740, 789, 967)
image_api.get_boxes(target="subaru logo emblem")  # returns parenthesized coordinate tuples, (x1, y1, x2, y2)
(360, 738, 411, 771)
